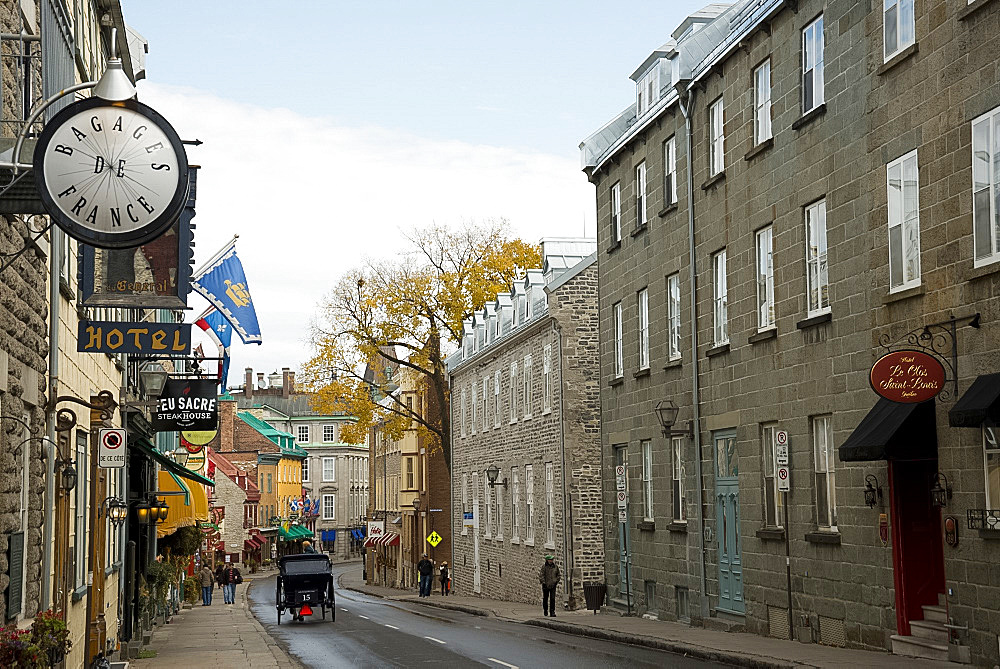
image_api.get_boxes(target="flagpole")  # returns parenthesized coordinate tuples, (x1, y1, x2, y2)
(193, 234, 239, 279)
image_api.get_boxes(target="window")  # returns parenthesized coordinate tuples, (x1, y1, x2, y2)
(756, 226, 775, 330)
(887, 150, 921, 291)
(75, 431, 88, 588)
(297, 425, 309, 443)
(509, 362, 517, 423)
(323, 424, 336, 442)
(267, 473, 272, 493)
(664, 136, 677, 206)
(482, 378, 489, 431)
(671, 437, 686, 523)
(525, 465, 534, 544)
(638, 288, 649, 369)
(713, 250, 728, 345)
(405, 457, 415, 490)
(614, 301, 624, 377)
(512, 467, 521, 541)
(761, 424, 784, 528)
(322, 457, 336, 482)
(667, 274, 681, 360)
(813, 415, 837, 529)
(485, 475, 494, 538)
(611, 182, 622, 245)
(302, 457, 310, 482)
(709, 98, 724, 176)
(754, 59, 772, 144)
(985, 423, 1000, 508)
(496, 476, 505, 540)
(972, 108, 1000, 266)
(462, 473, 469, 535)
(802, 16, 825, 113)
(884, 0, 914, 61)
(641, 440, 653, 521)
(472, 472, 479, 536)
(545, 462, 555, 546)
(542, 345, 552, 413)
(523, 354, 532, 418)
(805, 200, 830, 315)
(635, 162, 647, 229)
(323, 494, 336, 520)
(460, 387, 467, 437)
(471, 382, 477, 435)
(494, 370, 501, 427)
(637, 64, 660, 116)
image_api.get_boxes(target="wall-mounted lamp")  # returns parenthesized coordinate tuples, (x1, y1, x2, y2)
(135, 500, 151, 524)
(60, 462, 77, 493)
(864, 475, 882, 508)
(931, 472, 952, 508)
(485, 465, 508, 489)
(105, 497, 128, 526)
(138, 360, 169, 398)
(412, 497, 421, 512)
(654, 400, 694, 438)
(172, 445, 190, 468)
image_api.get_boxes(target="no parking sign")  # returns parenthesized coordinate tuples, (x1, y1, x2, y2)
(98, 428, 126, 468)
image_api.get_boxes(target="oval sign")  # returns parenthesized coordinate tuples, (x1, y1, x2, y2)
(870, 349, 945, 403)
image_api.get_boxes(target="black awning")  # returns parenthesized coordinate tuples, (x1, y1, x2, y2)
(839, 398, 936, 462)
(949, 373, 1000, 427)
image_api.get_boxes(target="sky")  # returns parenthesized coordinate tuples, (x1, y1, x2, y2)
(122, 0, 712, 388)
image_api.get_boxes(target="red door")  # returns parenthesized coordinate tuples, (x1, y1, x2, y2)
(888, 458, 945, 635)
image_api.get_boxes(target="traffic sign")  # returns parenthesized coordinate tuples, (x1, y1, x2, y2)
(775, 430, 787, 446)
(615, 465, 625, 477)
(426, 531, 442, 547)
(618, 509, 628, 523)
(98, 428, 126, 468)
(616, 490, 628, 508)
(616, 464, 626, 491)
(777, 465, 790, 491)
(776, 443, 789, 466)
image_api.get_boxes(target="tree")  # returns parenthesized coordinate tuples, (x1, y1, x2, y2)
(303, 220, 540, 467)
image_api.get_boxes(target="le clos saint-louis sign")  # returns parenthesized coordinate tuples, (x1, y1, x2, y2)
(869, 349, 945, 403)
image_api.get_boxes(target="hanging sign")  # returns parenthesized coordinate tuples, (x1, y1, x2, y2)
(98, 428, 126, 468)
(181, 430, 217, 447)
(869, 349, 945, 403)
(879, 513, 889, 546)
(151, 379, 218, 431)
(78, 321, 191, 355)
(367, 521, 385, 539)
(185, 449, 206, 472)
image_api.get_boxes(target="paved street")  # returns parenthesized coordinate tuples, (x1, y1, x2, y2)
(247, 563, 729, 669)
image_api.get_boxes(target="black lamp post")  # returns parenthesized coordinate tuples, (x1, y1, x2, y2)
(485, 464, 508, 488)
(930, 472, 952, 508)
(105, 497, 129, 526)
(135, 500, 151, 525)
(863, 475, 882, 508)
(655, 400, 693, 438)
(60, 462, 78, 492)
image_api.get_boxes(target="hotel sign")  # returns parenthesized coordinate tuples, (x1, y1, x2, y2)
(78, 321, 191, 355)
(870, 349, 945, 403)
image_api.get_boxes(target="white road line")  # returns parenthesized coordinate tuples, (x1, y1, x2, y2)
(487, 659, 519, 669)
(423, 636, 446, 644)
(340, 608, 348, 612)
(358, 615, 369, 620)
(384, 624, 399, 630)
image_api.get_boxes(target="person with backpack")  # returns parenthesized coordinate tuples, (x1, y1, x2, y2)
(416, 553, 434, 597)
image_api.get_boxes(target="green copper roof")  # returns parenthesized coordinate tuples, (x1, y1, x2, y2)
(237, 411, 306, 458)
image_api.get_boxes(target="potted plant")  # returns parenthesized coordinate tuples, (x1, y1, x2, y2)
(31, 610, 71, 666)
(0, 624, 41, 668)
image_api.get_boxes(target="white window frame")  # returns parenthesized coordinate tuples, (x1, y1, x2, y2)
(405, 456, 415, 490)
(883, 0, 915, 62)
(664, 136, 677, 205)
(471, 382, 477, 435)
(461, 473, 469, 535)
(322, 424, 336, 443)
(984, 423, 999, 509)
(614, 301, 624, 378)
(482, 378, 489, 432)
(494, 369, 501, 428)
(322, 494, 336, 520)
(509, 362, 517, 424)
(802, 15, 825, 113)
(512, 467, 521, 542)
(485, 474, 494, 538)
(545, 462, 555, 547)
(523, 354, 532, 419)
(322, 457, 336, 482)
(709, 98, 724, 176)
(638, 288, 649, 369)
(756, 226, 775, 331)
(667, 273, 681, 360)
(761, 424, 783, 528)
(642, 440, 653, 522)
(972, 107, 1000, 267)
(472, 472, 479, 537)
(296, 424, 309, 443)
(813, 415, 837, 530)
(302, 457, 310, 483)
(542, 344, 552, 413)
(611, 182, 622, 244)
(525, 464, 534, 544)
(671, 436, 686, 523)
(496, 477, 505, 540)
(75, 431, 88, 589)
(713, 250, 728, 345)
(635, 161, 647, 229)
(805, 200, 830, 316)
(754, 59, 772, 144)
(460, 387, 467, 437)
(887, 150, 921, 292)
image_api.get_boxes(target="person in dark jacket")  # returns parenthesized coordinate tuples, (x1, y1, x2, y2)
(538, 555, 561, 616)
(214, 564, 224, 590)
(221, 564, 243, 604)
(416, 553, 434, 597)
(439, 562, 449, 596)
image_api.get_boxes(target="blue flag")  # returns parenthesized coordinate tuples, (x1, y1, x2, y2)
(195, 309, 233, 388)
(192, 242, 262, 344)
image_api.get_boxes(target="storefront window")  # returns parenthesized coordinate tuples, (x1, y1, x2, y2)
(985, 423, 1000, 508)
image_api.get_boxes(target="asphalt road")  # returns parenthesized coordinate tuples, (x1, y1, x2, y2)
(248, 563, 731, 669)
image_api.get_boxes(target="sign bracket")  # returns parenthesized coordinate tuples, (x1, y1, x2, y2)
(877, 313, 980, 402)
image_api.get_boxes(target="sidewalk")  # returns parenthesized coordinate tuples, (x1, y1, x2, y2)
(132, 570, 300, 669)
(338, 567, 950, 669)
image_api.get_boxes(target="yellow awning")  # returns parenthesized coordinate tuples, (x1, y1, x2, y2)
(157, 470, 210, 539)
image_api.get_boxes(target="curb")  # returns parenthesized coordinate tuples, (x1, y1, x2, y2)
(336, 573, 490, 617)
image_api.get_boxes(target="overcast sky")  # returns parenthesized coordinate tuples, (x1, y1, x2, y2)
(123, 1, 711, 387)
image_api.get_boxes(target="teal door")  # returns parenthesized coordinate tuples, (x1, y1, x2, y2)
(714, 431, 744, 614)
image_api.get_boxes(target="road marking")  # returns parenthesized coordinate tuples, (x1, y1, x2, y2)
(487, 659, 519, 669)
(384, 624, 399, 630)
(340, 608, 348, 612)
(424, 636, 446, 644)
(358, 615, 369, 620)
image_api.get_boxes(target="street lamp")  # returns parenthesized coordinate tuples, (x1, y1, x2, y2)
(863, 475, 882, 509)
(138, 360, 169, 398)
(931, 472, 952, 508)
(485, 465, 508, 489)
(412, 498, 421, 511)
(135, 500, 151, 525)
(172, 445, 190, 468)
(60, 462, 77, 492)
(105, 497, 128, 526)
(655, 400, 693, 438)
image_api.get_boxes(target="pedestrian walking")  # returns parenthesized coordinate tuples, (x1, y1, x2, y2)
(302, 540, 317, 554)
(214, 564, 224, 591)
(416, 553, 434, 597)
(538, 555, 561, 617)
(439, 562, 449, 596)
(221, 563, 243, 605)
(199, 564, 214, 606)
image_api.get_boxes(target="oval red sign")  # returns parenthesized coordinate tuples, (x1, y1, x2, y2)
(870, 349, 945, 403)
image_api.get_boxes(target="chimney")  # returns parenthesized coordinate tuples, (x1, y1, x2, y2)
(282, 367, 293, 398)
(244, 368, 253, 399)
(257, 372, 265, 389)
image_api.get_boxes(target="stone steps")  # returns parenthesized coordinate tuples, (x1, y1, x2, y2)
(890, 633, 949, 663)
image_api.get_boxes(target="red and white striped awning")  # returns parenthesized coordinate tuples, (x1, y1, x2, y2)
(364, 532, 400, 548)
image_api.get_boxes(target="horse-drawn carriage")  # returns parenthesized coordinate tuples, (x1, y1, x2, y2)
(276, 553, 335, 624)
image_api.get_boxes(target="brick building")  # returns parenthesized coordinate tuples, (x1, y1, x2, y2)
(207, 449, 261, 566)
(580, 0, 1000, 663)
(446, 238, 603, 609)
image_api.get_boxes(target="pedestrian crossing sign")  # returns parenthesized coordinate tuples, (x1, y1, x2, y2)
(426, 531, 443, 547)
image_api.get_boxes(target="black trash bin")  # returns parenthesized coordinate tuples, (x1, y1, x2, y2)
(582, 582, 607, 614)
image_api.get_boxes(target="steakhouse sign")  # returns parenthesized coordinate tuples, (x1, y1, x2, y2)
(869, 349, 945, 403)
(151, 379, 219, 431)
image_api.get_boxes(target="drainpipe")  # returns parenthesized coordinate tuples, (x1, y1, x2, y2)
(676, 80, 709, 620)
(554, 321, 574, 607)
(42, 227, 60, 611)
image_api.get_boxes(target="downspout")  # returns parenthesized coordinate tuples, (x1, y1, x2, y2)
(554, 320, 574, 607)
(42, 227, 60, 611)
(676, 81, 709, 620)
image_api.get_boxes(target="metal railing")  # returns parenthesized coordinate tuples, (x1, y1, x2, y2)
(967, 508, 1000, 530)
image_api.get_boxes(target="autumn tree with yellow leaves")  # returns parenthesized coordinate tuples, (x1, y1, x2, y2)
(302, 220, 540, 467)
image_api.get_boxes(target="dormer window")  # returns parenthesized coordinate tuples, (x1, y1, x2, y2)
(636, 65, 661, 117)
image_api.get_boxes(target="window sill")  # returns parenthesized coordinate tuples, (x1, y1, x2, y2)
(804, 531, 841, 545)
(607, 240, 621, 254)
(631, 223, 649, 238)
(609, 376, 624, 387)
(878, 43, 918, 75)
(706, 343, 730, 358)
(756, 527, 785, 541)
(663, 358, 682, 370)
(511, 538, 520, 545)
(791, 103, 826, 131)
(104, 561, 122, 577)
(658, 203, 678, 218)
(882, 284, 925, 305)
(633, 368, 650, 379)
(667, 521, 688, 533)
(59, 279, 75, 302)
(637, 520, 655, 532)
(544, 542, 556, 550)
(959, 0, 996, 21)
(461, 530, 468, 536)
(965, 260, 1000, 282)
(701, 171, 726, 191)
(796, 312, 831, 330)
(744, 137, 773, 162)
(748, 328, 776, 345)
(524, 539, 535, 547)
(72, 585, 87, 603)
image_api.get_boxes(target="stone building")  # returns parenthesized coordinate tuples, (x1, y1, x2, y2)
(446, 238, 603, 608)
(207, 449, 261, 566)
(580, 0, 1000, 663)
